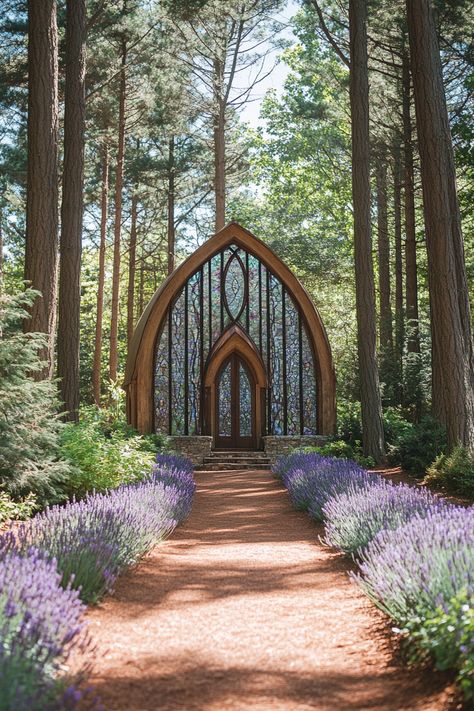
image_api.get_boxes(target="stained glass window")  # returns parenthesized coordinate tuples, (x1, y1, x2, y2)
(154, 242, 318, 436)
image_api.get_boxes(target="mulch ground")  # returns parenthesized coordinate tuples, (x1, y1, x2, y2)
(78, 469, 460, 711)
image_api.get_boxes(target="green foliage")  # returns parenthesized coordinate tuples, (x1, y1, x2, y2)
(387, 415, 447, 475)
(301, 441, 375, 468)
(424, 446, 474, 498)
(400, 591, 474, 700)
(0, 290, 73, 504)
(59, 406, 165, 499)
(0, 491, 36, 524)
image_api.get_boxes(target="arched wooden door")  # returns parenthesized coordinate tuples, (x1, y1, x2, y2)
(215, 353, 256, 449)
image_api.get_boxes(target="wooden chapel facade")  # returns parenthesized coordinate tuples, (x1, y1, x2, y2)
(124, 223, 336, 462)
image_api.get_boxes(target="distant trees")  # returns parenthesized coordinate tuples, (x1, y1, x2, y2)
(1, 0, 473, 455)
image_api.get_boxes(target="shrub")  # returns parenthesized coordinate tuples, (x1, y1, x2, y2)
(0, 290, 73, 504)
(323, 481, 446, 554)
(0, 491, 36, 524)
(301, 441, 375, 468)
(60, 419, 156, 499)
(1, 468, 195, 603)
(387, 415, 447, 474)
(354, 507, 474, 623)
(156, 452, 194, 475)
(275, 452, 376, 521)
(0, 548, 89, 711)
(399, 590, 474, 700)
(424, 445, 474, 499)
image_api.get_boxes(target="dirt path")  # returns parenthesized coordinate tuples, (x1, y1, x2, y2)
(83, 469, 454, 711)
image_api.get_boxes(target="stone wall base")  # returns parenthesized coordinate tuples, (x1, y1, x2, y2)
(168, 436, 212, 465)
(168, 434, 327, 467)
(262, 435, 328, 464)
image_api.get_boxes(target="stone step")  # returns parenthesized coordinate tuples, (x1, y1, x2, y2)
(209, 451, 268, 458)
(203, 456, 270, 465)
(195, 462, 272, 472)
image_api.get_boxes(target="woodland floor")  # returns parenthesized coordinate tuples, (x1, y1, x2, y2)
(79, 468, 459, 711)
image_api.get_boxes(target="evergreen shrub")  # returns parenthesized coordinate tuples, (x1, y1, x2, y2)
(0, 290, 73, 504)
(424, 446, 474, 499)
(387, 415, 447, 474)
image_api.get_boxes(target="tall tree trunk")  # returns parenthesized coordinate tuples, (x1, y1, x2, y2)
(402, 48, 420, 356)
(58, 0, 86, 421)
(407, 0, 474, 449)
(393, 142, 404, 377)
(93, 143, 109, 405)
(25, 0, 59, 377)
(213, 58, 226, 232)
(349, 0, 385, 462)
(0, 206, 4, 287)
(138, 252, 145, 316)
(109, 36, 127, 382)
(376, 159, 393, 351)
(127, 193, 138, 346)
(167, 136, 175, 274)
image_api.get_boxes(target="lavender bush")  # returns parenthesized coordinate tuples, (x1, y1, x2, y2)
(354, 506, 474, 622)
(276, 452, 376, 521)
(323, 481, 446, 554)
(0, 549, 90, 711)
(1, 462, 195, 604)
(156, 453, 194, 475)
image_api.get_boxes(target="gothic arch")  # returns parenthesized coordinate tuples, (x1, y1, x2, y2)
(124, 222, 336, 437)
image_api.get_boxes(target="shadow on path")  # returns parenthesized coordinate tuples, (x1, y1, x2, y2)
(83, 470, 454, 711)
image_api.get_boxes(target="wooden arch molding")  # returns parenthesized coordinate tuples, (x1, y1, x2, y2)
(124, 222, 336, 435)
(203, 325, 267, 445)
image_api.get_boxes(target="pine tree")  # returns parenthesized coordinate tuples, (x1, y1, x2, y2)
(0, 289, 72, 503)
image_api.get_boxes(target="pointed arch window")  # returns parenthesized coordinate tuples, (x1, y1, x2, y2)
(154, 243, 318, 436)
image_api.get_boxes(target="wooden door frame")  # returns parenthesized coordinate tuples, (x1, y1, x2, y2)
(203, 325, 267, 449)
(214, 353, 257, 449)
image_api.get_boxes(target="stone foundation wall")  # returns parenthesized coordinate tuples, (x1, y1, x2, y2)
(168, 436, 212, 466)
(262, 435, 328, 464)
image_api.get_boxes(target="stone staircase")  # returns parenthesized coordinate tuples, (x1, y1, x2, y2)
(195, 450, 272, 472)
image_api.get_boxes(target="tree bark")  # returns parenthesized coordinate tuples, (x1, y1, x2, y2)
(407, 0, 474, 449)
(127, 193, 138, 346)
(349, 0, 386, 462)
(393, 142, 404, 375)
(167, 136, 175, 274)
(109, 35, 127, 382)
(213, 57, 226, 232)
(58, 0, 86, 421)
(25, 0, 59, 378)
(402, 49, 420, 356)
(0, 206, 4, 287)
(93, 143, 109, 405)
(138, 252, 145, 316)
(376, 159, 393, 351)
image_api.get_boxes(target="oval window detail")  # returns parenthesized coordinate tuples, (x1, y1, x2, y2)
(223, 253, 246, 321)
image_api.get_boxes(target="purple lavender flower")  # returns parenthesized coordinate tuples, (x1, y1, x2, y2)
(1, 471, 196, 604)
(323, 481, 447, 554)
(155, 453, 193, 475)
(0, 548, 89, 711)
(354, 506, 474, 623)
(275, 452, 375, 520)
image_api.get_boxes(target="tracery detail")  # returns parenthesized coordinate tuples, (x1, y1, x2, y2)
(154, 243, 318, 436)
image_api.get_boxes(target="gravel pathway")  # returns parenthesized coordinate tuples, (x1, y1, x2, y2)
(83, 469, 454, 710)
